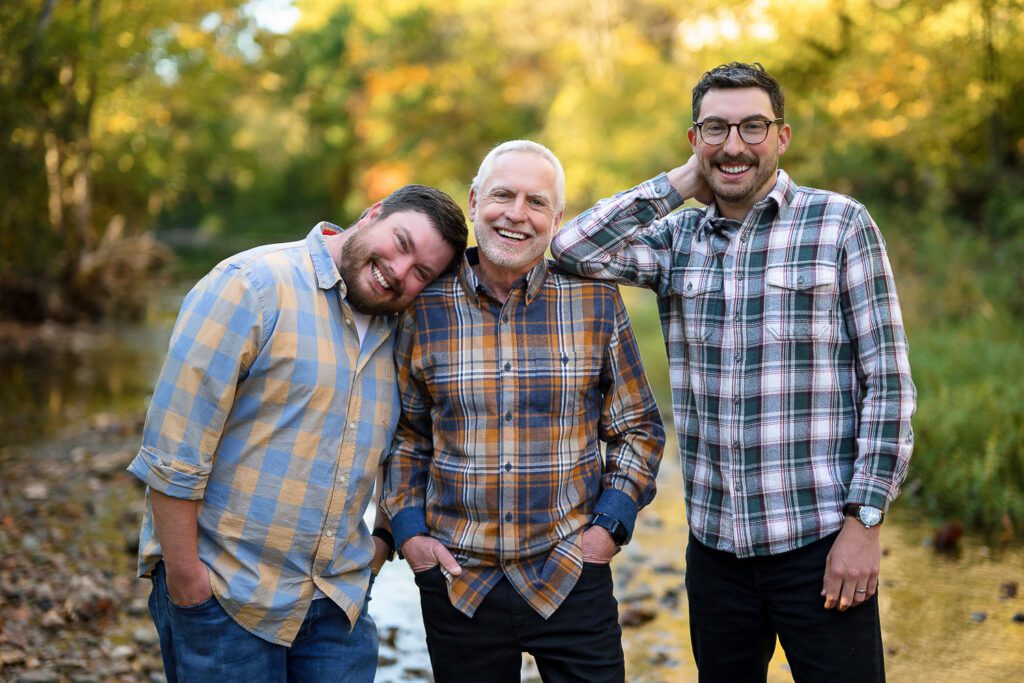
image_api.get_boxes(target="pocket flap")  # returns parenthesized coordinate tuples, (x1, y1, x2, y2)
(681, 267, 723, 298)
(765, 264, 836, 291)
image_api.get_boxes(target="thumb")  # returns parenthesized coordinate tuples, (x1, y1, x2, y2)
(433, 544, 463, 576)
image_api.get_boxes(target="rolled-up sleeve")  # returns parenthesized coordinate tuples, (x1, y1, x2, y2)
(128, 264, 264, 499)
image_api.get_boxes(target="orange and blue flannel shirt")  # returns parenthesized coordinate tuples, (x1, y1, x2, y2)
(382, 249, 665, 618)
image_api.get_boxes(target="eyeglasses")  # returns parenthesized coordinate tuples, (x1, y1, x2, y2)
(694, 118, 784, 145)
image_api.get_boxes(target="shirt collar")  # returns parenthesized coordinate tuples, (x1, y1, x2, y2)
(457, 247, 550, 306)
(696, 169, 794, 238)
(306, 222, 345, 291)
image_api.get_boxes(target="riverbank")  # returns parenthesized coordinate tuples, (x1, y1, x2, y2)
(1, 414, 1022, 681)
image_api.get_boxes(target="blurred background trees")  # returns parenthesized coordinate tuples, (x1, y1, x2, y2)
(2, 0, 1021, 534)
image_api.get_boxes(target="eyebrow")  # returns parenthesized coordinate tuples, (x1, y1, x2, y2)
(489, 184, 553, 205)
(701, 114, 776, 123)
(396, 225, 437, 278)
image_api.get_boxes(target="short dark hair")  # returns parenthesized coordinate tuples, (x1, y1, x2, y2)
(692, 62, 785, 123)
(377, 184, 468, 275)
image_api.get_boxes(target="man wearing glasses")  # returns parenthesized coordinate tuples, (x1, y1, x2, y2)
(552, 62, 915, 681)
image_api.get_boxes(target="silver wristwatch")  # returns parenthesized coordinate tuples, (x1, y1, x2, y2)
(844, 504, 884, 528)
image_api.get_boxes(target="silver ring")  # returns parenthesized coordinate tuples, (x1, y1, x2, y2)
(855, 588, 867, 594)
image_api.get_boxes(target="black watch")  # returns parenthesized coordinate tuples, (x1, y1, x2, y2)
(591, 513, 628, 546)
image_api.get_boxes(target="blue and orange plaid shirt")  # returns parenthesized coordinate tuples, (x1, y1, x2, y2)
(552, 170, 916, 558)
(382, 249, 665, 618)
(128, 224, 399, 646)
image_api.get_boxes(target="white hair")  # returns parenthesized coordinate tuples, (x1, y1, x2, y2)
(470, 140, 565, 213)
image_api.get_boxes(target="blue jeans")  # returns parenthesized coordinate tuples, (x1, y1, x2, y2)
(148, 562, 378, 682)
(685, 532, 885, 682)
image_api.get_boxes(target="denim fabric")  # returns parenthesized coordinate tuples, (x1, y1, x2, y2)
(149, 562, 378, 682)
(685, 533, 885, 682)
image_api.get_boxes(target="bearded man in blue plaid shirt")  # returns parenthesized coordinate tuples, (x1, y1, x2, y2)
(382, 140, 665, 682)
(128, 185, 467, 682)
(552, 63, 916, 682)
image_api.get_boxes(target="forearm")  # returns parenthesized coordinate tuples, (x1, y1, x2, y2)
(150, 489, 203, 570)
(551, 174, 684, 289)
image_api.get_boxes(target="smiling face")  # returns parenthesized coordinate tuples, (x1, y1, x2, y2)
(469, 150, 563, 277)
(688, 87, 791, 220)
(339, 208, 456, 315)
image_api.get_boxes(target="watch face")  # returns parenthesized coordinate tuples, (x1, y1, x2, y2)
(859, 507, 883, 526)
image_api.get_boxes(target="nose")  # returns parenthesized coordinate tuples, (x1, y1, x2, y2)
(722, 126, 746, 155)
(387, 256, 414, 290)
(505, 194, 528, 223)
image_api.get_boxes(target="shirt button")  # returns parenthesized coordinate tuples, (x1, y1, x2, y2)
(345, 318, 352, 326)
(741, 235, 748, 243)
(797, 275, 806, 285)
(734, 352, 742, 362)
(505, 513, 513, 522)
(348, 422, 356, 431)
(325, 529, 334, 537)
(502, 314, 510, 323)
(686, 282, 694, 291)
(504, 463, 512, 472)
(337, 475, 347, 484)
(504, 411, 512, 422)
(734, 396, 741, 405)
(733, 440, 740, 449)
(504, 362, 511, 371)
(734, 313, 740, 322)
(736, 274, 744, 281)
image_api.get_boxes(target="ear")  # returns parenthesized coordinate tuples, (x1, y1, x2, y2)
(777, 123, 792, 157)
(356, 201, 384, 229)
(687, 127, 698, 151)
(467, 188, 478, 222)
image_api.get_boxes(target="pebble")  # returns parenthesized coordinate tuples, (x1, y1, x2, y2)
(969, 611, 986, 623)
(110, 645, 135, 659)
(133, 626, 160, 646)
(1012, 613, 1024, 623)
(15, 671, 60, 683)
(23, 482, 48, 500)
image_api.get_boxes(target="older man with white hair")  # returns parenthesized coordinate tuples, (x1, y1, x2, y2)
(382, 140, 665, 682)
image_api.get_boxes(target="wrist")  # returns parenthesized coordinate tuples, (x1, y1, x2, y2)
(590, 513, 628, 546)
(844, 504, 885, 529)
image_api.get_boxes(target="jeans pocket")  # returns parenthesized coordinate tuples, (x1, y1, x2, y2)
(168, 593, 219, 613)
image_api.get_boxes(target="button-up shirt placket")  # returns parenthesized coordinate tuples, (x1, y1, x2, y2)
(495, 291, 519, 562)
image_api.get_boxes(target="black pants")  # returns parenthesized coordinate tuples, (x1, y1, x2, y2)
(415, 563, 624, 683)
(685, 532, 885, 683)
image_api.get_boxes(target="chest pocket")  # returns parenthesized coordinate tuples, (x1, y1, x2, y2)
(764, 264, 837, 340)
(679, 267, 724, 343)
(525, 349, 596, 421)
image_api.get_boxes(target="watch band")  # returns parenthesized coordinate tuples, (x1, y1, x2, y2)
(591, 513, 628, 545)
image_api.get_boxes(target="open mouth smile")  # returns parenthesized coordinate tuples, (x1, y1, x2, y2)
(718, 163, 752, 176)
(371, 262, 392, 291)
(496, 228, 528, 241)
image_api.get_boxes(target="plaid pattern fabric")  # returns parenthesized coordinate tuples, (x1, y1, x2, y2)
(128, 224, 400, 645)
(382, 249, 665, 618)
(552, 171, 916, 558)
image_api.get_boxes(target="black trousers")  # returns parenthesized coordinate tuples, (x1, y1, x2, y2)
(415, 563, 625, 683)
(685, 532, 885, 683)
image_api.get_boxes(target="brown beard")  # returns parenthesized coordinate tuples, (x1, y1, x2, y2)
(338, 229, 404, 315)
